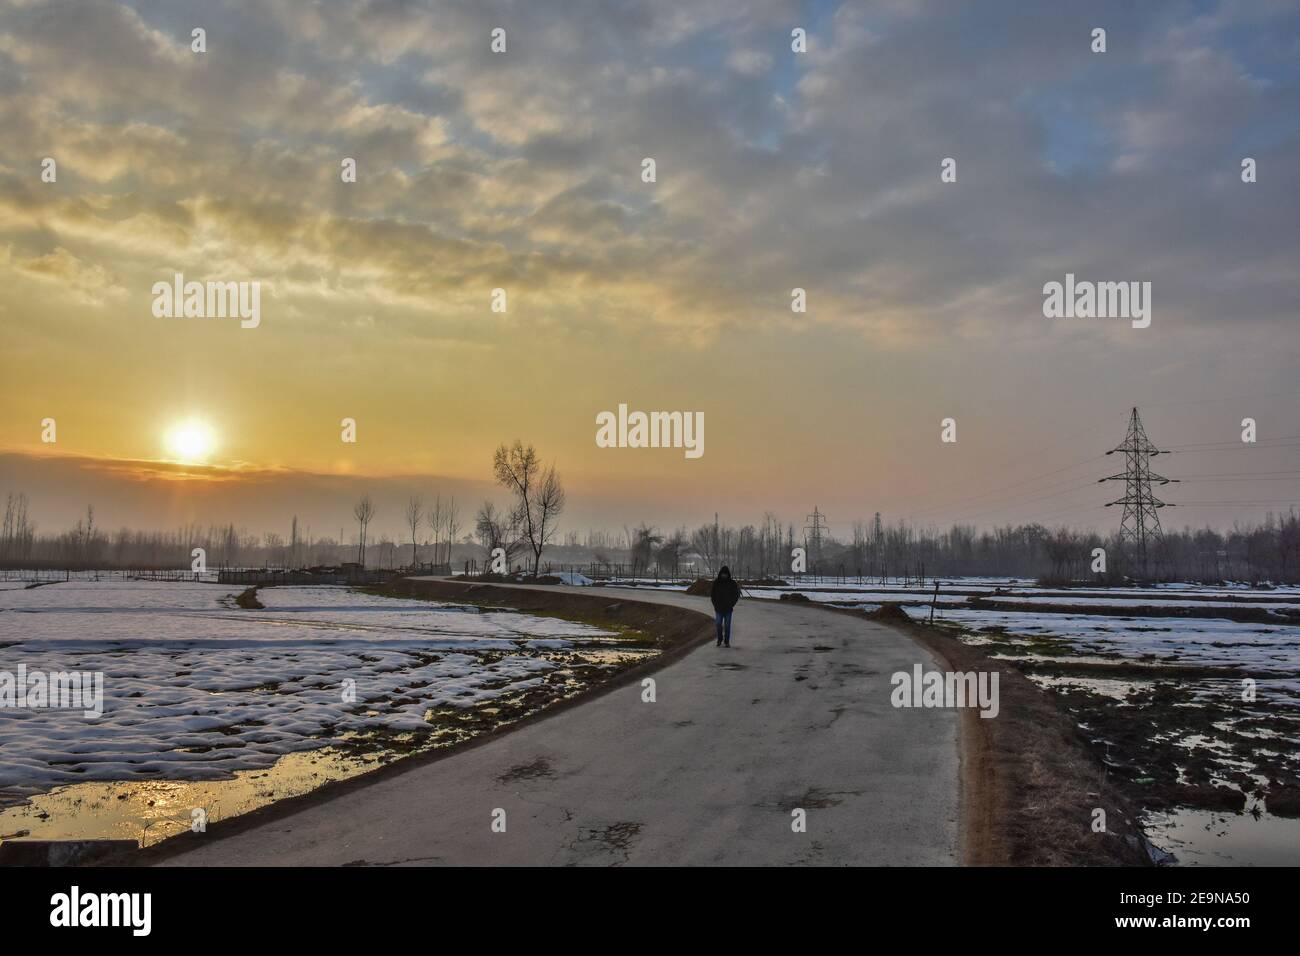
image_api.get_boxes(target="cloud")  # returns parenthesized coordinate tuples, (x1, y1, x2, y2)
(13, 245, 124, 303)
(1, 0, 1293, 344)
(726, 48, 774, 76)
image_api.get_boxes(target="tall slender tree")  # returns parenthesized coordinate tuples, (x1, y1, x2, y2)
(353, 495, 375, 567)
(404, 496, 424, 568)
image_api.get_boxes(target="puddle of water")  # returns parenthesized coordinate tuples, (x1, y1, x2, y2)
(0, 747, 383, 848)
(1143, 805, 1300, 866)
(564, 647, 657, 665)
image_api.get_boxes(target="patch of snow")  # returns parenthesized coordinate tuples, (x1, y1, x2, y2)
(0, 583, 620, 792)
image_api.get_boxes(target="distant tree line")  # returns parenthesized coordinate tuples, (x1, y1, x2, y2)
(589, 511, 1300, 585)
(0, 499, 475, 573)
(4, 472, 1296, 583)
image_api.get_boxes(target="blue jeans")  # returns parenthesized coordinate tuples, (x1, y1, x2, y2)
(715, 609, 733, 645)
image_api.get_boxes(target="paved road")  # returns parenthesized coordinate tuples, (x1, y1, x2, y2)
(162, 585, 959, 866)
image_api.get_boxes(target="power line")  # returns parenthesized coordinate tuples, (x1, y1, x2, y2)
(1170, 499, 1300, 506)
(906, 453, 1105, 520)
(943, 477, 1100, 525)
(1165, 434, 1300, 449)
(1031, 503, 1108, 525)
(1177, 476, 1300, 483)
(902, 419, 1114, 518)
(1165, 443, 1300, 456)
(1177, 469, 1300, 478)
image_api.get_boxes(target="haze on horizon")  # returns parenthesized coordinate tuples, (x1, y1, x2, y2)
(2, 0, 1298, 544)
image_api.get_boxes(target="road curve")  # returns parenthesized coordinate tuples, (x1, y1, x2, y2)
(161, 584, 959, 866)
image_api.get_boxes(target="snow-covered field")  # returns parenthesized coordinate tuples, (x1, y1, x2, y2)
(726, 578, 1300, 683)
(907, 608, 1300, 677)
(0, 581, 625, 800)
(0, 568, 220, 584)
(967, 594, 1300, 609)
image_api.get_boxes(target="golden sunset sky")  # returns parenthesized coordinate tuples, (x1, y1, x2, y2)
(2, 0, 1298, 539)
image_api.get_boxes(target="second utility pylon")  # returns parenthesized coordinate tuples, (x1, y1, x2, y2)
(1100, 407, 1178, 579)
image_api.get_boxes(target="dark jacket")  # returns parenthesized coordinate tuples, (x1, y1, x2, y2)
(710, 566, 740, 613)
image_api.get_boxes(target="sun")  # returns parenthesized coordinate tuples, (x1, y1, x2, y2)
(164, 420, 217, 463)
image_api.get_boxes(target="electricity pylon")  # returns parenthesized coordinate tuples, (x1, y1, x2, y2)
(1100, 407, 1177, 579)
(804, 507, 829, 565)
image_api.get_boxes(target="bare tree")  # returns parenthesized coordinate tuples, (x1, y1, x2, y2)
(404, 495, 424, 568)
(376, 536, 396, 569)
(219, 523, 239, 568)
(475, 500, 526, 572)
(444, 496, 461, 564)
(67, 505, 99, 567)
(492, 441, 565, 577)
(531, 468, 565, 575)
(689, 524, 718, 576)
(1, 493, 34, 562)
(426, 494, 444, 566)
(656, 529, 686, 576)
(264, 531, 286, 568)
(353, 495, 375, 567)
(631, 524, 663, 574)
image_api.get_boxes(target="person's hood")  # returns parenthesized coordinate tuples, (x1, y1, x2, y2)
(718, 566, 732, 579)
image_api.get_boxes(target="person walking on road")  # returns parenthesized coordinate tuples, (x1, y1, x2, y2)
(710, 565, 740, 647)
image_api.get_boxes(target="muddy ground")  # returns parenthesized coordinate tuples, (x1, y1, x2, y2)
(922, 615, 1300, 819)
(845, 606, 1300, 869)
